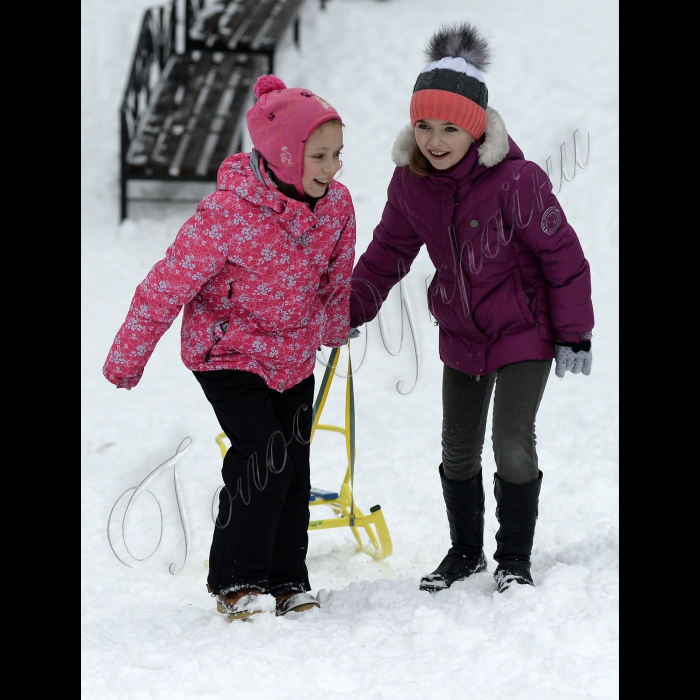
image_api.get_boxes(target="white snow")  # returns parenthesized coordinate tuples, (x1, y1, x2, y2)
(81, 0, 619, 698)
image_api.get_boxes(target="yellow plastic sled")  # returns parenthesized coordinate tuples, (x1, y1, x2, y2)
(214, 344, 392, 561)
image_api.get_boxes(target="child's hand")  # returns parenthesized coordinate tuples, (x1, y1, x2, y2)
(339, 327, 361, 346)
(554, 342, 592, 378)
(108, 373, 134, 390)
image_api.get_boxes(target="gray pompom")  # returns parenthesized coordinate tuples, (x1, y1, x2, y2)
(424, 23, 492, 71)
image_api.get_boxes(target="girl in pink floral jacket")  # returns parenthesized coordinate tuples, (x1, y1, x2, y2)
(103, 76, 356, 619)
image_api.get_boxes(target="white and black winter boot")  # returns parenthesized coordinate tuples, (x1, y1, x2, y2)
(419, 466, 487, 593)
(493, 471, 543, 593)
(275, 591, 320, 616)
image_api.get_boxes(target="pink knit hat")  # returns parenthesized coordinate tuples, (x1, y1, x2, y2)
(246, 75, 342, 197)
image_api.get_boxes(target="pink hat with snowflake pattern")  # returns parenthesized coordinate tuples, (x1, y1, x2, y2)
(245, 75, 343, 197)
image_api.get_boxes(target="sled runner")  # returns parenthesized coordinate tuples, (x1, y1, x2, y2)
(214, 343, 393, 560)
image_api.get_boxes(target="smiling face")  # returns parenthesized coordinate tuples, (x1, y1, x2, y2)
(302, 121, 343, 198)
(414, 119, 475, 170)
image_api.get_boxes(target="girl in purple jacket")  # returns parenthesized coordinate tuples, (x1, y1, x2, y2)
(349, 24, 594, 593)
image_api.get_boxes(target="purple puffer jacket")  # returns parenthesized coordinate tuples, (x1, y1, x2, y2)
(350, 108, 594, 377)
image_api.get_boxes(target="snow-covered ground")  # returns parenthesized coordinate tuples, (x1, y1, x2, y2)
(81, 1, 619, 697)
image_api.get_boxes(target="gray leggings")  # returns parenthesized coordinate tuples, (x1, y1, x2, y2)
(441, 360, 552, 485)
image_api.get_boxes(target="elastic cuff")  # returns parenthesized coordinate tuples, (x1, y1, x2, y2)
(208, 579, 268, 596)
(267, 579, 311, 598)
(555, 340, 591, 352)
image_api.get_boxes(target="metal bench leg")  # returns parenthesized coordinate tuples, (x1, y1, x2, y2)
(120, 172, 128, 222)
(120, 115, 129, 222)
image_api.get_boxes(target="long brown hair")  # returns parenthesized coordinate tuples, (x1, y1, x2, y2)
(408, 142, 435, 176)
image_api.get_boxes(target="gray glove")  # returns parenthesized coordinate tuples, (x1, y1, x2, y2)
(339, 327, 361, 346)
(554, 342, 592, 378)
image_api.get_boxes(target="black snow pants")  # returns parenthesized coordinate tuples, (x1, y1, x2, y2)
(193, 369, 315, 596)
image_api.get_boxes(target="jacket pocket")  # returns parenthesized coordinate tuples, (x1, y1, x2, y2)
(428, 263, 481, 331)
(513, 269, 538, 327)
(204, 319, 230, 362)
(470, 270, 536, 338)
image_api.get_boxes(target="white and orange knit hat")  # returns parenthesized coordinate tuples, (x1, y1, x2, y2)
(410, 23, 492, 140)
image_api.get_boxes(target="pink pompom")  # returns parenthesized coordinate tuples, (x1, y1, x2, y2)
(253, 74, 287, 99)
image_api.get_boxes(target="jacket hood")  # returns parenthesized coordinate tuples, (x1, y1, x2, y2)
(215, 151, 341, 215)
(214, 151, 347, 248)
(216, 152, 284, 211)
(391, 106, 509, 169)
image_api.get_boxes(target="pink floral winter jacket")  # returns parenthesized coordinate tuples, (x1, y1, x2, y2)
(103, 152, 356, 392)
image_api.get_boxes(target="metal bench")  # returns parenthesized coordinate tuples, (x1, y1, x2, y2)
(120, 2, 267, 220)
(184, 0, 307, 72)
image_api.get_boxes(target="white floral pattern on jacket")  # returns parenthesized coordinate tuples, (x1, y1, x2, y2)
(103, 152, 356, 391)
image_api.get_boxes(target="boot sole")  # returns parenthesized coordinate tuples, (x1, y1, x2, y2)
(419, 559, 488, 593)
(216, 601, 265, 620)
(495, 577, 534, 593)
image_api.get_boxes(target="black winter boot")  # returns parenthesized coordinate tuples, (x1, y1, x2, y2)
(419, 466, 487, 593)
(493, 471, 543, 593)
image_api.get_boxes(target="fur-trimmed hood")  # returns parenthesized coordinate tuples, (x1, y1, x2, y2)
(391, 106, 509, 169)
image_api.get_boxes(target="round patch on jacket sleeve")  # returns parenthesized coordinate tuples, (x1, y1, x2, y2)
(541, 206, 562, 235)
